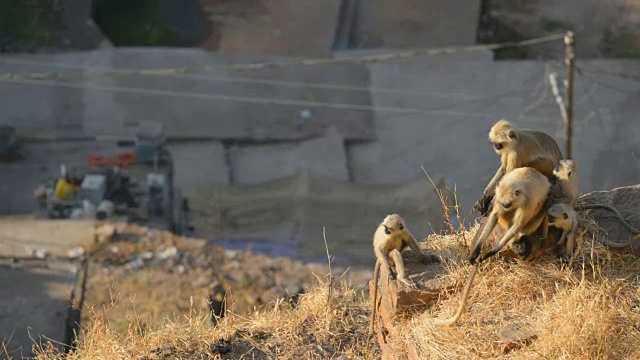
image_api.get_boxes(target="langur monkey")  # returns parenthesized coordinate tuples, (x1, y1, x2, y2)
(547, 203, 579, 257)
(469, 167, 552, 264)
(474, 120, 563, 216)
(368, 214, 426, 338)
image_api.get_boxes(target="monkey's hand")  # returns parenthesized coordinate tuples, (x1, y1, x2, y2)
(468, 247, 482, 265)
(472, 194, 493, 216)
(399, 277, 417, 288)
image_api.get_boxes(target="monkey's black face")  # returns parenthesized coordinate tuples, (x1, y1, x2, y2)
(493, 142, 504, 150)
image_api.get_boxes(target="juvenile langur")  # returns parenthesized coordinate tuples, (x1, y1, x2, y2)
(474, 120, 563, 216)
(551, 159, 579, 205)
(547, 203, 579, 256)
(542, 159, 579, 240)
(469, 167, 551, 264)
(369, 214, 426, 337)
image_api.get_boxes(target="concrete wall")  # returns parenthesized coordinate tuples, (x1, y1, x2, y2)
(0, 48, 374, 141)
(230, 127, 349, 184)
(169, 141, 228, 191)
(354, 0, 481, 48)
(1, 49, 639, 225)
(484, 0, 640, 58)
(350, 56, 640, 222)
(199, 0, 341, 57)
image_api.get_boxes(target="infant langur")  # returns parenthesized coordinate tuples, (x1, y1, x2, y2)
(548, 203, 578, 256)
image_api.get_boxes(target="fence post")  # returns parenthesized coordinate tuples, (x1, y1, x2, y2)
(564, 31, 575, 159)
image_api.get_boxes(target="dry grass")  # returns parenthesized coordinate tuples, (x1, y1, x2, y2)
(394, 213, 640, 359)
(23, 210, 640, 359)
(33, 280, 375, 360)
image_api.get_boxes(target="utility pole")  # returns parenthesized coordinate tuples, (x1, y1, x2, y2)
(564, 31, 575, 159)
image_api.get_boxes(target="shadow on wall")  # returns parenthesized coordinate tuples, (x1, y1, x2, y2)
(93, 0, 209, 46)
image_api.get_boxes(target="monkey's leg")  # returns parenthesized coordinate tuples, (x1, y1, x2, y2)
(479, 224, 521, 263)
(542, 215, 549, 239)
(388, 249, 415, 287)
(565, 229, 575, 257)
(376, 246, 396, 279)
(469, 212, 498, 264)
(556, 229, 568, 247)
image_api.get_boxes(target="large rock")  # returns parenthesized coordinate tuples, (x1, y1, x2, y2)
(369, 243, 453, 358)
(577, 184, 640, 253)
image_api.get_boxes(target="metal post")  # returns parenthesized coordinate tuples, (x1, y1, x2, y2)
(564, 31, 575, 159)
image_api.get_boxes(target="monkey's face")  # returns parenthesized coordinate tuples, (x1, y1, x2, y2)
(495, 183, 523, 212)
(382, 214, 408, 237)
(553, 159, 577, 180)
(548, 204, 571, 225)
(488, 127, 516, 155)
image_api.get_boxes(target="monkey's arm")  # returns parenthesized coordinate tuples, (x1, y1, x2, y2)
(404, 232, 426, 261)
(473, 166, 503, 215)
(556, 229, 568, 246)
(479, 222, 522, 263)
(480, 208, 548, 262)
(469, 213, 498, 264)
(484, 165, 505, 196)
(542, 215, 549, 240)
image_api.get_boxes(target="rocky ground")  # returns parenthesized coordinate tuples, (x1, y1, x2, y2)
(82, 223, 372, 333)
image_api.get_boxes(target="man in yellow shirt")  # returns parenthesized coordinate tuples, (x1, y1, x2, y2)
(55, 175, 77, 200)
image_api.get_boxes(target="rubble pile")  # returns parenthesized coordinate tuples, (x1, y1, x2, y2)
(83, 223, 370, 329)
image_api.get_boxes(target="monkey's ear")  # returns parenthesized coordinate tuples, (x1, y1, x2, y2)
(563, 213, 569, 220)
(507, 130, 516, 139)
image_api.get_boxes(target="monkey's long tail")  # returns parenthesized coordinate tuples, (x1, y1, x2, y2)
(366, 260, 382, 352)
(430, 263, 479, 326)
(575, 204, 640, 234)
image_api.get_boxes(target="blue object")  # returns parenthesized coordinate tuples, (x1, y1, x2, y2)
(135, 143, 156, 162)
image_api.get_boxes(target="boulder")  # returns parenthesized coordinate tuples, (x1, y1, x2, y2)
(578, 184, 640, 254)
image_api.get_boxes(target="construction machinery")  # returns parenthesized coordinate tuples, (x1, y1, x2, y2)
(34, 122, 186, 233)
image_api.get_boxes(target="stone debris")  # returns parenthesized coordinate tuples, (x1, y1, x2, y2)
(67, 246, 85, 259)
(94, 223, 117, 243)
(499, 322, 537, 354)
